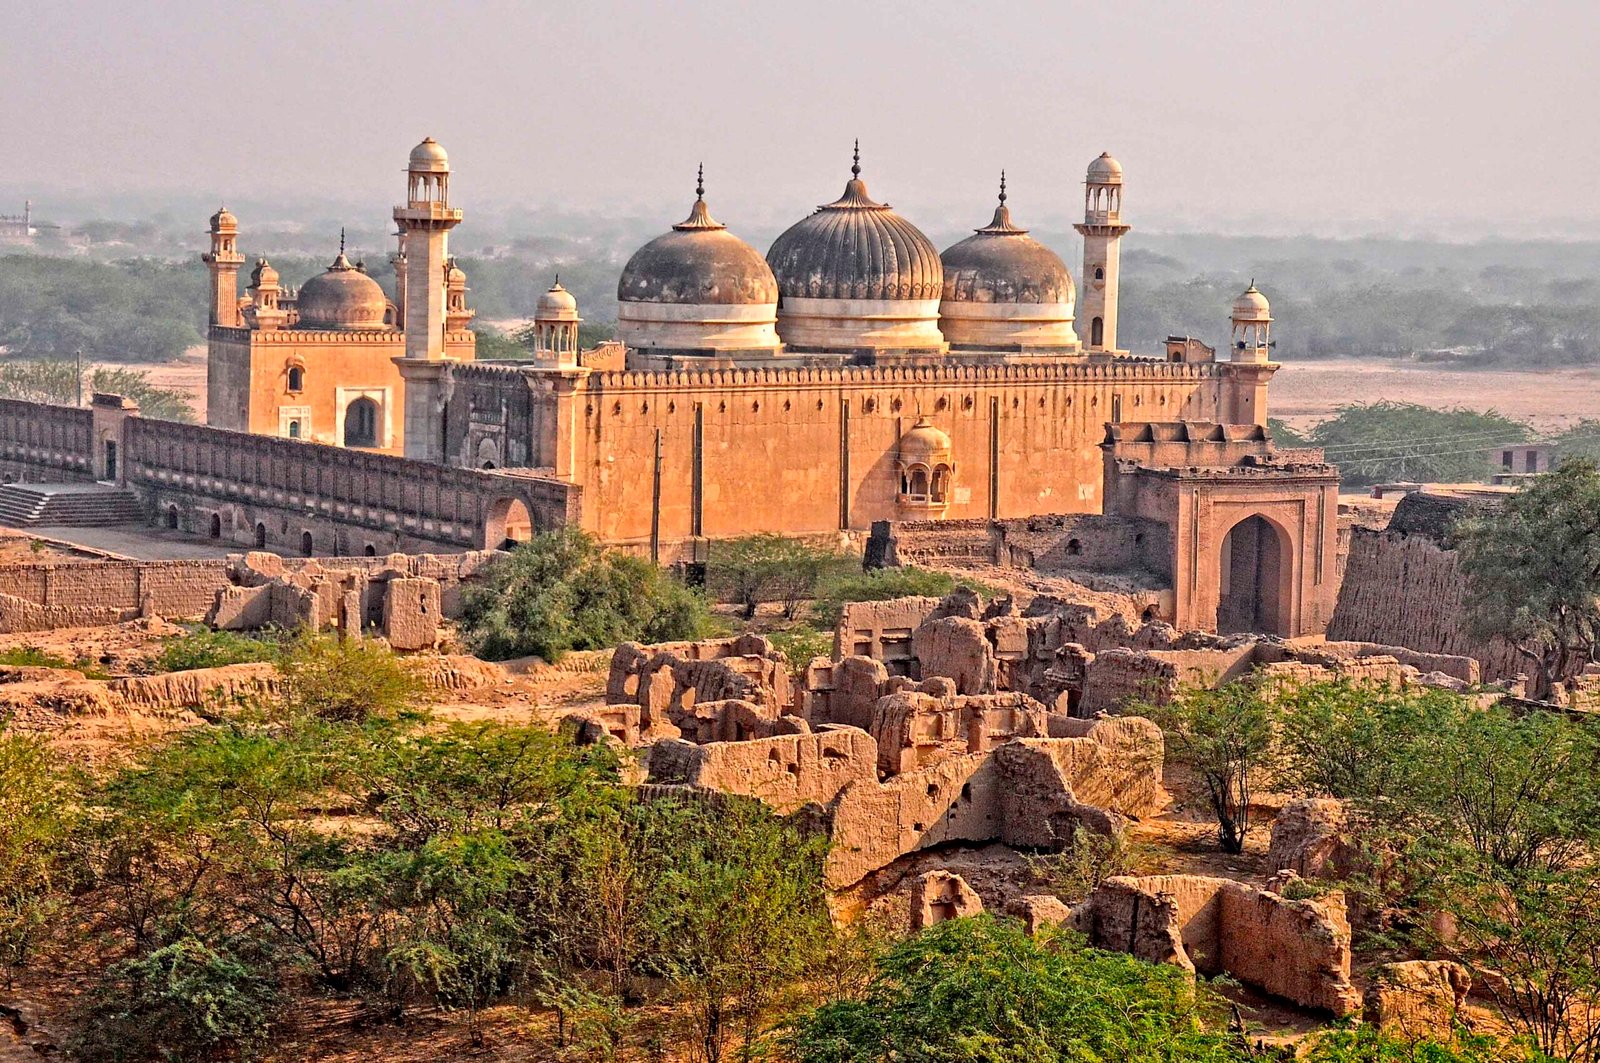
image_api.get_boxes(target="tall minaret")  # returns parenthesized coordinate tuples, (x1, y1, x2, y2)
(393, 137, 464, 461)
(1073, 152, 1131, 354)
(394, 137, 461, 360)
(202, 206, 244, 328)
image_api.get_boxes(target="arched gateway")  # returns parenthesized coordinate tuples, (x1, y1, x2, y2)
(1216, 514, 1292, 636)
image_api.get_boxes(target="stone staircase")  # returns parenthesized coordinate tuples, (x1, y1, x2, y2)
(0, 483, 144, 527)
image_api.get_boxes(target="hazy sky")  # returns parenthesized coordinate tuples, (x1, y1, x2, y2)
(5, 0, 1599, 236)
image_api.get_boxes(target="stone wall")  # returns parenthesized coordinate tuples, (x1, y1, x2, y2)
(0, 398, 95, 482)
(126, 417, 579, 553)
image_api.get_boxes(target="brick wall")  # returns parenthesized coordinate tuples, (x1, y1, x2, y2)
(0, 398, 95, 481)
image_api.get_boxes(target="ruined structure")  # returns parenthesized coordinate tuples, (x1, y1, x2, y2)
(1071, 872, 1362, 1016)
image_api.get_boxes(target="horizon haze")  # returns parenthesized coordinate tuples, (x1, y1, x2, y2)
(4, 0, 1599, 239)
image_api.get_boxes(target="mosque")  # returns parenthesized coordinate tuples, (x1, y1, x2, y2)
(202, 138, 1337, 636)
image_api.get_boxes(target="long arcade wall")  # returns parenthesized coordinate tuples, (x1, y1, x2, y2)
(0, 397, 581, 554)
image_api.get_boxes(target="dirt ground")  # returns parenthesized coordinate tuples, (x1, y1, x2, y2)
(1271, 356, 1600, 432)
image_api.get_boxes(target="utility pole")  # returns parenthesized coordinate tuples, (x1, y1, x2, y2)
(75, 349, 83, 407)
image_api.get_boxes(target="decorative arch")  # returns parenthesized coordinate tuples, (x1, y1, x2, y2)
(344, 397, 380, 448)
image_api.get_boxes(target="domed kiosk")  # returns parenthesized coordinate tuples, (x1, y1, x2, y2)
(294, 243, 392, 331)
(616, 167, 781, 362)
(938, 174, 1079, 354)
(766, 144, 946, 358)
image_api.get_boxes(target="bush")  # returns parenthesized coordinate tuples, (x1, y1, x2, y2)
(0, 734, 76, 980)
(786, 916, 1235, 1062)
(1301, 1025, 1508, 1062)
(462, 529, 717, 661)
(277, 631, 424, 722)
(0, 644, 111, 678)
(1025, 824, 1144, 904)
(70, 936, 278, 1063)
(152, 626, 284, 673)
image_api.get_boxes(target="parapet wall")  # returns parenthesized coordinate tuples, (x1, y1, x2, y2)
(867, 513, 1170, 577)
(0, 397, 95, 482)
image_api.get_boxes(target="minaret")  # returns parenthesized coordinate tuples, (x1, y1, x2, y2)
(1226, 282, 1278, 426)
(1074, 152, 1131, 354)
(394, 137, 461, 360)
(202, 206, 245, 328)
(445, 257, 475, 332)
(393, 137, 465, 461)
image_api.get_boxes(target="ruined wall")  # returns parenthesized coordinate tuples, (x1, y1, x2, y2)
(1328, 527, 1522, 682)
(1075, 874, 1360, 1015)
(0, 551, 494, 629)
(870, 513, 1170, 577)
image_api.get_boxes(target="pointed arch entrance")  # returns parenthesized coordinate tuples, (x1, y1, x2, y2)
(1216, 514, 1292, 636)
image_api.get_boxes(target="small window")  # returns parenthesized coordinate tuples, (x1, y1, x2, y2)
(287, 365, 304, 392)
(1093, 266, 1104, 281)
(1501, 450, 1513, 468)
(287, 420, 301, 439)
(1067, 538, 1082, 556)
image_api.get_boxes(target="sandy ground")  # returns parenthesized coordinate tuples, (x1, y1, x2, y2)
(1271, 356, 1600, 433)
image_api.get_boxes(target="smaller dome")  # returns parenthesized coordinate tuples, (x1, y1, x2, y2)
(446, 259, 467, 287)
(1232, 282, 1271, 320)
(409, 136, 450, 174)
(1087, 152, 1123, 184)
(295, 248, 390, 330)
(249, 257, 278, 287)
(209, 206, 237, 233)
(899, 416, 952, 461)
(941, 176, 1075, 305)
(536, 279, 579, 321)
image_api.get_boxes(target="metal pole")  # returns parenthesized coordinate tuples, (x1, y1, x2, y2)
(650, 428, 662, 565)
(75, 349, 83, 407)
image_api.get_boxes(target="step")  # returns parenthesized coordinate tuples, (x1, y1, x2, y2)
(0, 483, 143, 528)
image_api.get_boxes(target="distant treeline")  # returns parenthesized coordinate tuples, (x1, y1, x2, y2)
(4, 225, 1600, 365)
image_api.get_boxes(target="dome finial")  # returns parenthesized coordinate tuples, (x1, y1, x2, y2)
(852, 139, 861, 178)
(339, 227, 346, 254)
(554, 272, 560, 286)
(998, 170, 1007, 205)
(695, 163, 705, 202)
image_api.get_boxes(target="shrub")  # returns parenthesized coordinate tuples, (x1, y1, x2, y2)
(0, 644, 111, 679)
(462, 529, 718, 661)
(1026, 824, 1143, 903)
(0, 734, 77, 980)
(152, 626, 284, 673)
(277, 631, 424, 723)
(69, 936, 278, 1063)
(786, 916, 1235, 1062)
(706, 535, 847, 620)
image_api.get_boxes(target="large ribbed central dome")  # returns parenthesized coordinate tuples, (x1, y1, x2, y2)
(766, 152, 942, 302)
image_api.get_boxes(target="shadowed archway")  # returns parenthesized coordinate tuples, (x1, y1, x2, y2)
(1216, 514, 1292, 636)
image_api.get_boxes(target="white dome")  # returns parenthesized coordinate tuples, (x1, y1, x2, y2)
(409, 137, 449, 174)
(1087, 152, 1123, 184)
(1232, 283, 1271, 320)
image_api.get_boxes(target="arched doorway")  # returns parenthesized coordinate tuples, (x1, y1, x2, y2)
(301, 531, 314, 557)
(1216, 515, 1290, 636)
(165, 505, 179, 530)
(344, 398, 379, 448)
(484, 497, 533, 550)
(209, 513, 222, 539)
(254, 522, 267, 549)
(1090, 317, 1104, 347)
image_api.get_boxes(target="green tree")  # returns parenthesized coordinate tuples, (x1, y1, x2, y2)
(1140, 682, 1277, 853)
(1307, 402, 1529, 486)
(708, 534, 839, 620)
(786, 916, 1238, 1062)
(463, 529, 717, 661)
(1458, 460, 1600, 700)
(655, 798, 833, 1063)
